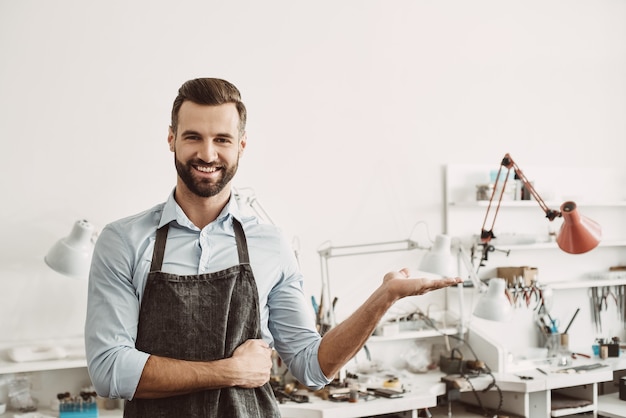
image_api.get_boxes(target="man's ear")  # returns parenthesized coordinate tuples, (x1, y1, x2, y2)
(168, 127, 175, 152)
(239, 132, 247, 156)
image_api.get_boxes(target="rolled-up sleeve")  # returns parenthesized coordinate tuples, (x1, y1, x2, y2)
(268, 285, 331, 389)
(264, 235, 332, 390)
(85, 224, 150, 399)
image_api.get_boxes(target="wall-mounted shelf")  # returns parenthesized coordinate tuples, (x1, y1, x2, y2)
(449, 201, 626, 208)
(0, 337, 86, 374)
(0, 356, 87, 375)
(487, 240, 626, 251)
(548, 277, 626, 290)
(31, 408, 123, 417)
(368, 325, 460, 343)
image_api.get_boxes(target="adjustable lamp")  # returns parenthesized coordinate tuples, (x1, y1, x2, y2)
(556, 201, 602, 254)
(233, 187, 275, 225)
(317, 237, 429, 383)
(233, 186, 304, 266)
(455, 246, 512, 321)
(480, 153, 601, 257)
(473, 278, 512, 321)
(45, 219, 95, 278)
(419, 234, 455, 277)
(318, 238, 424, 333)
(420, 235, 512, 322)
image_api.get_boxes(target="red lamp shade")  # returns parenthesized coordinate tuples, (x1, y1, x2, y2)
(556, 201, 602, 254)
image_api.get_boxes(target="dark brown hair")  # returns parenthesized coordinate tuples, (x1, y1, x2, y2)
(170, 78, 247, 136)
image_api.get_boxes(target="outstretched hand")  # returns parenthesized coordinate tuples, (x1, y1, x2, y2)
(316, 267, 463, 378)
(383, 268, 463, 299)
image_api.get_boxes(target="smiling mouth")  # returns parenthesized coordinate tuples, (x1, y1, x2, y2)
(194, 164, 221, 174)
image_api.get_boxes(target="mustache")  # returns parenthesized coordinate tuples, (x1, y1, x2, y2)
(190, 159, 222, 168)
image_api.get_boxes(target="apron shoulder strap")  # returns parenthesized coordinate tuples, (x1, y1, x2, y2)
(232, 218, 250, 265)
(151, 219, 249, 272)
(150, 224, 169, 272)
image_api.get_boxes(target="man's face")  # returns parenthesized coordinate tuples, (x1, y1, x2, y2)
(168, 101, 246, 198)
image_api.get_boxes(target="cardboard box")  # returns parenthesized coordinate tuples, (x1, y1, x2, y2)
(497, 266, 538, 287)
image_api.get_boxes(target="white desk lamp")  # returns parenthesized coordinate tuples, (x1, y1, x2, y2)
(45, 219, 95, 278)
(419, 235, 512, 322)
(419, 234, 455, 277)
(472, 278, 512, 321)
(318, 239, 426, 333)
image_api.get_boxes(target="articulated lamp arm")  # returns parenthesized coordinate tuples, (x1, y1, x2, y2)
(479, 153, 601, 257)
(480, 153, 559, 244)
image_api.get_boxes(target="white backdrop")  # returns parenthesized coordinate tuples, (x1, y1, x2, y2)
(1, 0, 625, 343)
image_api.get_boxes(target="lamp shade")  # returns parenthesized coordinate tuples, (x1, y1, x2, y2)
(556, 201, 601, 254)
(419, 234, 455, 277)
(473, 278, 512, 321)
(45, 219, 95, 278)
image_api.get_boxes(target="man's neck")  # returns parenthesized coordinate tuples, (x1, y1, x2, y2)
(174, 184, 231, 229)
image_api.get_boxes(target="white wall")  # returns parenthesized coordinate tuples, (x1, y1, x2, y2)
(1, 0, 625, 344)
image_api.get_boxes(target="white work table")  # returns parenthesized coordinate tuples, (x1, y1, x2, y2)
(279, 362, 617, 418)
(597, 392, 626, 418)
(278, 373, 446, 418)
(596, 356, 626, 418)
(494, 364, 614, 391)
(459, 362, 615, 418)
(278, 390, 438, 418)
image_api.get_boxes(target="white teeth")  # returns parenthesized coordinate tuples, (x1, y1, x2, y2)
(196, 166, 216, 173)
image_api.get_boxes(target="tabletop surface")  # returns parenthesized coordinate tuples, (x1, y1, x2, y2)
(597, 392, 626, 418)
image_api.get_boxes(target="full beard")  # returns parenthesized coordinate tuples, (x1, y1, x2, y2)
(175, 154, 238, 198)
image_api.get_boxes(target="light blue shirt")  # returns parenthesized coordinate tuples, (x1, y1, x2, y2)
(85, 190, 331, 399)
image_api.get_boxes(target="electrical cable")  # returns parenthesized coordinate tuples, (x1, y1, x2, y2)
(417, 313, 505, 417)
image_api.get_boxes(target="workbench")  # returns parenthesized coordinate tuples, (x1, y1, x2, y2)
(597, 392, 626, 418)
(278, 375, 445, 418)
(279, 360, 618, 418)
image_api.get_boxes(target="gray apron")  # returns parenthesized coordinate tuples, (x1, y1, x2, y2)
(124, 219, 281, 417)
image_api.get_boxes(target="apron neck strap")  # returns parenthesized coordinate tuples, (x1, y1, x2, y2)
(232, 218, 250, 265)
(150, 223, 169, 272)
(150, 218, 250, 273)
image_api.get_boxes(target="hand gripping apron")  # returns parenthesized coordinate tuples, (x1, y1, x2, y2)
(124, 219, 281, 418)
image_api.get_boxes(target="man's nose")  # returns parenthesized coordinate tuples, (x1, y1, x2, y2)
(198, 141, 219, 162)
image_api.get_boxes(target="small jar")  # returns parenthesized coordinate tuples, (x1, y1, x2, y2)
(476, 184, 493, 201)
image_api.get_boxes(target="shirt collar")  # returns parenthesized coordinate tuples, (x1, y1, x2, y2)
(159, 188, 243, 230)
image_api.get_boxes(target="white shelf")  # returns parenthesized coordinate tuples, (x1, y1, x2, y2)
(550, 403, 595, 417)
(548, 277, 626, 290)
(449, 200, 626, 208)
(0, 338, 87, 375)
(487, 240, 626, 251)
(29, 408, 123, 417)
(0, 357, 87, 374)
(597, 392, 626, 418)
(368, 326, 459, 342)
